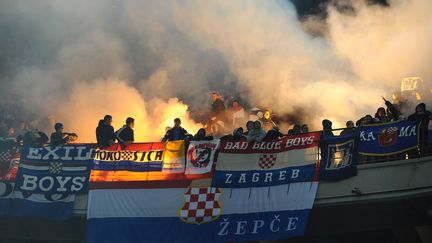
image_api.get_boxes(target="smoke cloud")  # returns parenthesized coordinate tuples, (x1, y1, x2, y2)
(0, 0, 430, 141)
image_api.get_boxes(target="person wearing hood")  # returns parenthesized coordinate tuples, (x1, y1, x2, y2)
(321, 119, 334, 139)
(247, 121, 266, 142)
(96, 115, 116, 147)
(265, 126, 284, 140)
(116, 117, 135, 146)
(408, 103, 431, 121)
(193, 128, 213, 141)
(221, 127, 245, 140)
(243, 121, 254, 136)
(301, 124, 309, 133)
(233, 127, 245, 139)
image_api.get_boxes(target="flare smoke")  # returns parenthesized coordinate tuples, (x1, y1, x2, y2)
(0, 0, 431, 141)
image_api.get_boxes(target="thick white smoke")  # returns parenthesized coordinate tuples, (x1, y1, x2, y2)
(1, 0, 431, 141)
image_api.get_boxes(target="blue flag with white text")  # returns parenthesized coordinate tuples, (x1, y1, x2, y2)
(358, 120, 420, 156)
(9, 145, 93, 219)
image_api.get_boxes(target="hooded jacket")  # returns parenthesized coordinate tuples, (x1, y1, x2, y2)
(96, 120, 116, 146)
(246, 127, 266, 142)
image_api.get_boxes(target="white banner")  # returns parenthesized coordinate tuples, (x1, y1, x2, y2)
(185, 139, 220, 175)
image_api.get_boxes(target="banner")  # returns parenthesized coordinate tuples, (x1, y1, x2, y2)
(0, 146, 20, 181)
(90, 141, 185, 182)
(163, 140, 186, 174)
(185, 139, 220, 175)
(358, 119, 420, 156)
(15, 145, 92, 194)
(0, 145, 20, 216)
(212, 133, 320, 188)
(10, 187, 76, 219)
(319, 134, 357, 181)
(428, 122, 432, 147)
(1, 145, 93, 220)
(86, 180, 318, 243)
(0, 181, 14, 216)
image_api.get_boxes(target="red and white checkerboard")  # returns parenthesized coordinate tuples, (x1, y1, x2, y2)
(258, 154, 277, 169)
(179, 187, 222, 224)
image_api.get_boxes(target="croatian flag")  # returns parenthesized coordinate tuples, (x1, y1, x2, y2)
(86, 135, 319, 242)
(212, 133, 320, 188)
(86, 180, 318, 243)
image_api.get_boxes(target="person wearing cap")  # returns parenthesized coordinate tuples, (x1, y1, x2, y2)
(116, 117, 135, 146)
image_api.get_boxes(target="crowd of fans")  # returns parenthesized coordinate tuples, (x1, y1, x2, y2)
(1, 91, 432, 163)
(0, 99, 78, 149)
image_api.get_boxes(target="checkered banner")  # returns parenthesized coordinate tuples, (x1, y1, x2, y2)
(14, 145, 93, 194)
(0, 148, 20, 181)
(90, 142, 186, 182)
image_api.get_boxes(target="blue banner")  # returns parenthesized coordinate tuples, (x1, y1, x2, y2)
(358, 119, 420, 156)
(86, 208, 311, 243)
(0, 181, 14, 216)
(15, 145, 93, 194)
(86, 182, 318, 243)
(428, 128, 432, 148)
(319, 134, 357, 181)
(0, 181, 75, 220)
(0, 145, 93, 220)
(212, 164, 315, 188)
